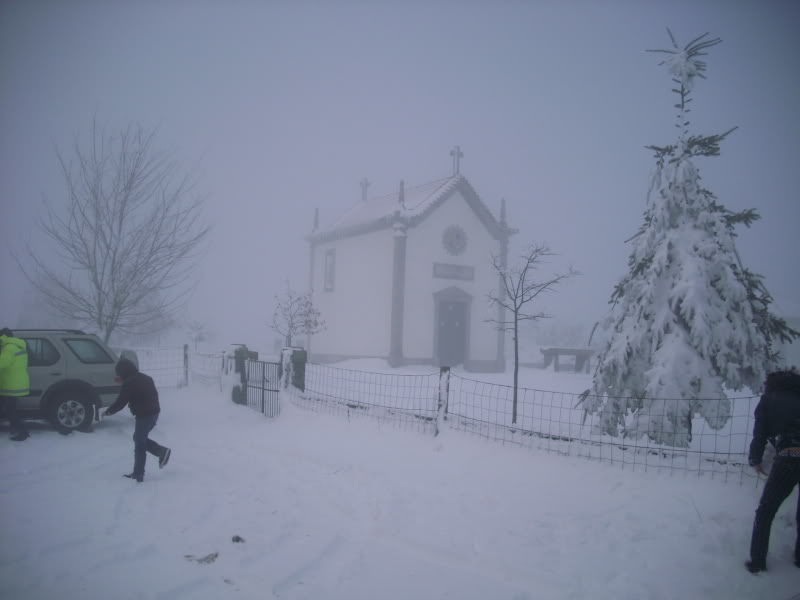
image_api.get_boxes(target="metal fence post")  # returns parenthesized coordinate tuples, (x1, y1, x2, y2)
(436, 366, 450, 436)
(183, 344, 189, 387)
(261, 363, 266, 415)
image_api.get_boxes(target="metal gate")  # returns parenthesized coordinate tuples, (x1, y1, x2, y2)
(245, 360, 281, 418)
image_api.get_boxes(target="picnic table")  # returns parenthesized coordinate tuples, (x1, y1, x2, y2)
(540, 347, 594, 373)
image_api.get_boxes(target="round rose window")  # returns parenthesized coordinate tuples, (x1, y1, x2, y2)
(442, 225, 467, 256)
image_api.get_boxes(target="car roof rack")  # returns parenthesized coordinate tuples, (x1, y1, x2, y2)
(15, 329, 88, 335)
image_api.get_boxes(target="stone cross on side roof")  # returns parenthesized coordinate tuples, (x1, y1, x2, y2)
(360, 177, 371, 203)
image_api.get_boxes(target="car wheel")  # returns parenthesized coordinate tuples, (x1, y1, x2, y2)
(50, 394, 94, 433)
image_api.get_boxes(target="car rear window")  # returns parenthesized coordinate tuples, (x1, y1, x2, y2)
(22, 337, 61, 367)
(63, 338, 115, 364)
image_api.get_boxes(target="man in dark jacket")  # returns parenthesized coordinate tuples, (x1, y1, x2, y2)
(103, 358, 171, 483)
(746, 368, 800, 573)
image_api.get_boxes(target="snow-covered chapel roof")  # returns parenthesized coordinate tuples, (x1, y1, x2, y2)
(309, 174, 508, 244)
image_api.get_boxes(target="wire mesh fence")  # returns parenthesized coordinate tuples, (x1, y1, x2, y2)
(113, 348, 761, 482)
(447, 373, 759, 483)
(190, 351, 227, 389)
(114, 346, 188, 389)
(284, 362, 760, 482)
(114, 345, 226, 390)
(288, 363, 441, 435)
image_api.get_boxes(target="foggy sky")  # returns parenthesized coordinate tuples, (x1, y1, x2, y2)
(2, 0, 798, 350)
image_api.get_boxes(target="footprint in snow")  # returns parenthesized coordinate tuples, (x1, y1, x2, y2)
(184, 552, 218, 564)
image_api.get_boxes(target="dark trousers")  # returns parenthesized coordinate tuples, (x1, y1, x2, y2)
(132, 414, 164, 477)
(750, 456, 800, 565)
(0, 395, 29, 435)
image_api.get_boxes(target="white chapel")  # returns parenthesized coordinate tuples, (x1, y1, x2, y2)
(307, 149, 515, 372)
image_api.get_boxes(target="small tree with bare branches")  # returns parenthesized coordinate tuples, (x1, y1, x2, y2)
(270, 283, 326, 348)
(22, 122, 209, 343)
(487, 245, 575, 424)
(185, 319, 210, 350)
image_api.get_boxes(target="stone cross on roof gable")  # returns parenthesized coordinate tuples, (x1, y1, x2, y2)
(450, 145, 464, 175)
(360, 177, 371, 203)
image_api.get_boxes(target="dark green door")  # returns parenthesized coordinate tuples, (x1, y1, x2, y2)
(438, 301, 466, 367)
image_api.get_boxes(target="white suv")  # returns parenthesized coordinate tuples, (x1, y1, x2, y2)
(9, 329, 124, 433)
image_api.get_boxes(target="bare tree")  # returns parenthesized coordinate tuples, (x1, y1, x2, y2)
(185, 319, 210, 350)
(120, 296, 178, 345)
(487, 244, 575, 424)
(270, 283, 325, 348)
(21, 121, 209, 343)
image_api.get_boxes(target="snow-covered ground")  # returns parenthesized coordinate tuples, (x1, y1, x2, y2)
(1, 374, 798, 600)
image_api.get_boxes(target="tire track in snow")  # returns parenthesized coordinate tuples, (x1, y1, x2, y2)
(179, 499, 217, 534)
(238, 530, 294, 569)
(154, 576, 212, 600)
(0, 435, 123, 482)
(0, 550, 30, 568)
(271, 535, 345, 598)
(105, 494, 126, 536)
(39, 535, 91, 557)
(0, 580, 38, 599)
(361, 528, 540, 593)
(91, 543, 157, 570)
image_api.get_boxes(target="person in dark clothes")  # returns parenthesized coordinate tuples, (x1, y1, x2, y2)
(746, 368, 800, 573)
(103, 358, 171, 482)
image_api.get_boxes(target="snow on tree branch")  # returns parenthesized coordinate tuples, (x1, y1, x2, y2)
(647, 29, 721, 92)
(582, 31, 797, 448)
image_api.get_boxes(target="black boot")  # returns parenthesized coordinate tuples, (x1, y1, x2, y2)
(159, 447, 171, 469)
(10, 431, 29, 441)
(123, 473, 144, 483)
(744, 560, 766, 573)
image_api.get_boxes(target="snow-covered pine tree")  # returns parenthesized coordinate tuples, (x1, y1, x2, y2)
(580, 30, 797, 447)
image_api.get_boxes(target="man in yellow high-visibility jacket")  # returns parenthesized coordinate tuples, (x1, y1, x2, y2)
(0, 328, 30, 441)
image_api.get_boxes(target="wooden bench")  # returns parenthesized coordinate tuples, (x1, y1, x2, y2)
(540, 347, 594, 373)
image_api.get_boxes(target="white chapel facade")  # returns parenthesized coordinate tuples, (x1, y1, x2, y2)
(307, 151, 514, 372)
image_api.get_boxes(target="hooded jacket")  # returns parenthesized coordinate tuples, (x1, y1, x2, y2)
(105, 358, 160, 417)
(748, 370, 800, 465)
(0, 334, 30, 397)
